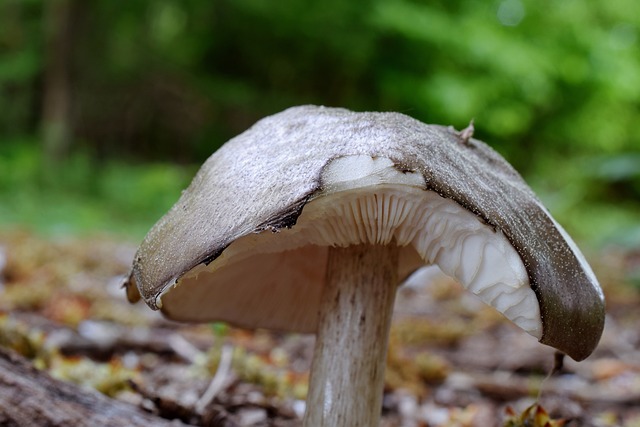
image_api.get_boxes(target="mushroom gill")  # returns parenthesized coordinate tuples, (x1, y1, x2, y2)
(160, 155, 541, 338)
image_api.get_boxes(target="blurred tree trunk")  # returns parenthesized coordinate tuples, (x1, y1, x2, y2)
(42, 0, 74, 178)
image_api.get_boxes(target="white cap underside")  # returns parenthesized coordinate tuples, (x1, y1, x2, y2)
(162, 155, 542, 338)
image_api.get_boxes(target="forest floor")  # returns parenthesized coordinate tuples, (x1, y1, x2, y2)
(0, 230, 639, 426)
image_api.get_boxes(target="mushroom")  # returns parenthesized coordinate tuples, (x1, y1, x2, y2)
(124, 106, 605, 426)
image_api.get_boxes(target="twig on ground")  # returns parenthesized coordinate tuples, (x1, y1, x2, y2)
(195, 344, 234, 415)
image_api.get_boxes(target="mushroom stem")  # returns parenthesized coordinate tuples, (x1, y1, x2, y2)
(303, 244, 399, 427)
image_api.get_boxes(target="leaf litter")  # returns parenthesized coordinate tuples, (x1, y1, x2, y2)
(0, 229, 639, 426)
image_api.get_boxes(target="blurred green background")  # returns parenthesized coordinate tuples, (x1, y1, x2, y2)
(1, 0, 639, 249)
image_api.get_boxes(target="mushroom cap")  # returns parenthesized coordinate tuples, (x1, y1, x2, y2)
(126, 105, 605, 361)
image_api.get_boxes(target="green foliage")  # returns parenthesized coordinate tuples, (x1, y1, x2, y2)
(0, 0, 638, 246)
(0, 139, 193, 239)
(371, 0, 640, 168)
(0, 1, 42, 135)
